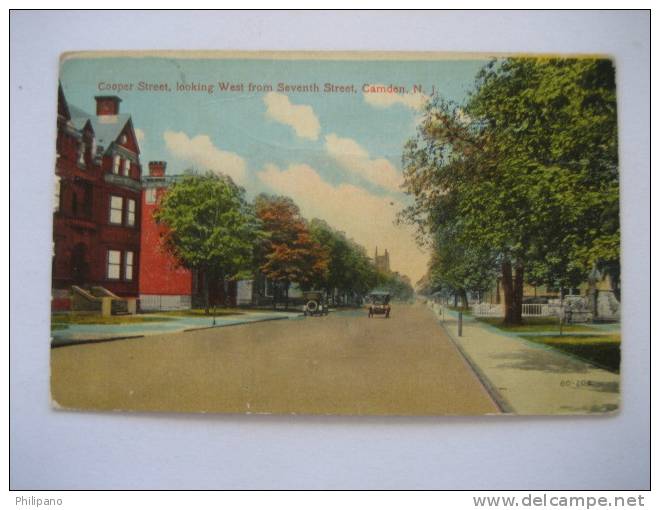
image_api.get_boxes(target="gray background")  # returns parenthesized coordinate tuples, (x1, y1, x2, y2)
(10, 10, 650, 489)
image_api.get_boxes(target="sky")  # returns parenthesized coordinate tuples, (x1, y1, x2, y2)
(60, 54, 488, 284)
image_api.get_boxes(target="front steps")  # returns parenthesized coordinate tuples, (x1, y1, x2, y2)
(69, 285, 136, 316)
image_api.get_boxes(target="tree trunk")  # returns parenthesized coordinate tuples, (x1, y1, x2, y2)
(459, 288, 468, 309)
(501, 261, 515, 325)
(284, 280, 290, 310)
(203, 270, 210, 315)
(513, 264, 525, 324)
(222, 276, 228, 308)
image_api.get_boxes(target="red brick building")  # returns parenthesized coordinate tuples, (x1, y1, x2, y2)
(139, 162, 193, 311)
(52, 85, 142, 310)
(139, 164, 250, 310)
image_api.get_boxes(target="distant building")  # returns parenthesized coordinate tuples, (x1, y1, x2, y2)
(374, 247, 390, 273)
(52, 86, 142, 311)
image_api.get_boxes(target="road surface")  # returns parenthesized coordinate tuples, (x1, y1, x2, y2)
(51, 302, 500, 415)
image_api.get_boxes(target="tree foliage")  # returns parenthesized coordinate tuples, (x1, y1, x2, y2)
(400, 57, 619, 323)
(255, 194, 329, 306)
(309, 218, 379, 301)
(153, 171, 261, 310)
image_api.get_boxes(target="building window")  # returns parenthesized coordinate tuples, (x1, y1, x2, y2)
(123, 158, 131, 177)
(126, 199, 136, 226)
(107, 250, 121, 280)
(125, 251, 134, 281)
(78, 142, 86, 165)
(113, 155, 121, 174)
(109, 195, 123, 224)
(146, 188, 157, 204)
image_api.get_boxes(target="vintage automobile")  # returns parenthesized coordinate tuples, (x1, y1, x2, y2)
(368, 291, 391, 318)
(302, 291, 329, 317)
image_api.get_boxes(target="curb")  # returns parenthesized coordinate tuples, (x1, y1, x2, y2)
(50, 314, 299, 348)
(182, 315, 292, 332)
(432, 307, 515, 414)
(51, 334, 145, 349)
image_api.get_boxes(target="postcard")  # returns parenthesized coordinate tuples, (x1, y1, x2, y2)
(50, 51, 620, 415)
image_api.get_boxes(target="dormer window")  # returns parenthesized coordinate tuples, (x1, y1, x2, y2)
(78, 141, 86, 165)
(120, 134, 127, 144)
(112, 154, 121, 174)
(123, 158, 131, 177)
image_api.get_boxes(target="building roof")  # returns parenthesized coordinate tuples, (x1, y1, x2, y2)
(68, 104, 132, 152)
(90, 114, 132, 149)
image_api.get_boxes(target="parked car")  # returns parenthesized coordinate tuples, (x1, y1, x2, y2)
(368, 292, 391, 318)
(302, 291, 329, 316)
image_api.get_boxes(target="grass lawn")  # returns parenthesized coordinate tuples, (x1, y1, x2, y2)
(521, 334, 621, 373)
(445, 305, 472, 315)
(51, 314, 175, 327)
(476, 316, 598, 333)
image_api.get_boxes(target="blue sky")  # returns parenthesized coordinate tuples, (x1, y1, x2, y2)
(60, 55, 488, 283)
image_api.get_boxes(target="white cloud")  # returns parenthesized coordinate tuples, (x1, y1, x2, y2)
(134, 128, 145, 144)
(363, 83, 428, 111)
(257, 162, 427, 283)
(324, 133, 402, 193)
(263, 92, 320, 140)
(163, 130, 247, 184)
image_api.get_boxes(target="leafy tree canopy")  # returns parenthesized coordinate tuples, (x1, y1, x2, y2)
(154, 171, 261, 279)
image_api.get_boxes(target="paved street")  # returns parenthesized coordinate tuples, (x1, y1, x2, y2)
(51, 303, 500, 415)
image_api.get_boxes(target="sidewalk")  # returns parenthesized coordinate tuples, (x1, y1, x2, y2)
(429, 303, 620, 415)
(51, 310, 302, 347)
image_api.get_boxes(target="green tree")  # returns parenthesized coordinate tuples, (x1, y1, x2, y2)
(374, 270, 414, 302)
(428, 227, 498, 308)
(154, 171, 261, 313)
(400, 57, 619, 324)
(309, 218, 379, 304)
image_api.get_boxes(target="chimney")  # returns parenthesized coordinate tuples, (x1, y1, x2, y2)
(95, 95, 122, 116)
(148, 161, 167, 177)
